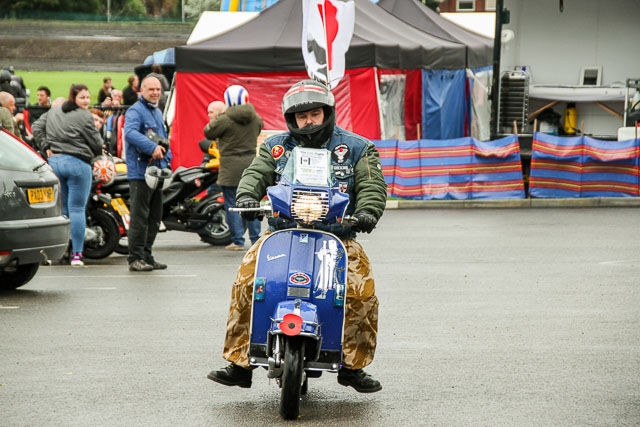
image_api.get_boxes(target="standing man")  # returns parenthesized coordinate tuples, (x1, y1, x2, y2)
(200, 100, 226, 171)
(204, 85, 263, 251)
(124, 76, 171, 272)
(0, 91, 18, 134)
(28, 86, 52, 126)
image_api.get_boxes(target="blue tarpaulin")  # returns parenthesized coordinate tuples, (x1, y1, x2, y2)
(144, 48, 175, 66)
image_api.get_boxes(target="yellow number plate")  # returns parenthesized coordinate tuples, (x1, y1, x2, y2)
(111, 197, 130, 215)
(27, 187, 54, 204)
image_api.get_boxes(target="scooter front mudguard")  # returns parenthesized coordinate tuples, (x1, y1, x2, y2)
(249, 229, 347, 369)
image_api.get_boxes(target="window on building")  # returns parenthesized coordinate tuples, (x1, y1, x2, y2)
(457, 0, 475, 11)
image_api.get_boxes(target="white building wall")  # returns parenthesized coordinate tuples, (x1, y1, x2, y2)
(501, 0, 640, 137)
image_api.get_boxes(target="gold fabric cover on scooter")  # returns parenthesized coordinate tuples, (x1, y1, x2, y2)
(222, 236, 379, 370)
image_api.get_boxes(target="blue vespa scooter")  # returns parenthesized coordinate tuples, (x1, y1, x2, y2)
(235, 146, 358, 420)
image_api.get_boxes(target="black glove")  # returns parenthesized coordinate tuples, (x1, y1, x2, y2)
(236, 196, 262, 221)
(353, 210, 377, 234)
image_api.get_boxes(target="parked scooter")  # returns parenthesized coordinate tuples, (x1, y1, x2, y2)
(232, 146, 361, 420)
(83, 155, 127, 259)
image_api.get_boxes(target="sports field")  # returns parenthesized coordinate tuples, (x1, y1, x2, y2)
(15, 70, 132, 105)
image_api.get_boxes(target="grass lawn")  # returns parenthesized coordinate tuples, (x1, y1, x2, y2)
(15, 70, 133, 106)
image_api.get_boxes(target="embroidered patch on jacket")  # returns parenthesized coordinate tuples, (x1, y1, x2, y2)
(332, 144, 349, 164)
(272, 145, 285, 159)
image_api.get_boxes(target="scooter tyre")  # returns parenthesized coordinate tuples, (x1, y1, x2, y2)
(84, 209, 120, 259)
(280, 337, 305, 420)
(197, 204, 232, 246)
(114, 237, 128, 255)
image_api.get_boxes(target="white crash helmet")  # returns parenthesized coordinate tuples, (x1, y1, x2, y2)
(144, 165, 172, 190)
(92, 155, 117, 186)
(224, 85, 249, 107)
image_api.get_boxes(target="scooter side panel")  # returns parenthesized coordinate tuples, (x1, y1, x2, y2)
(250, 229, 347, 353)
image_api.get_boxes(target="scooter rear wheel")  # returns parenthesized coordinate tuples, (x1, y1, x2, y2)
(280, 337, 305, 420)
(197, 203, 231, 246)
(84, 209, 120, 259)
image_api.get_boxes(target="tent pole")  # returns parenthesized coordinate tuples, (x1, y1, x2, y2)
(490, 0, 505, 140)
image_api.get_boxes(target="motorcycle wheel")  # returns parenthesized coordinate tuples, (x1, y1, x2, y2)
(114, 237, 128, 255)
(84, 209, 120, 259)
(280, 338, 305, 420)
(198, 203, 232, 246)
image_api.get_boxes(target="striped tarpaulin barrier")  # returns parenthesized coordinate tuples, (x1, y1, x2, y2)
(529, 132, 640, 198)
(375, 135, 525, 200)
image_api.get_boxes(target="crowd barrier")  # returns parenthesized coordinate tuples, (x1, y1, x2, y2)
(375, 135, 525, 200)
(529, 132, 640, 198)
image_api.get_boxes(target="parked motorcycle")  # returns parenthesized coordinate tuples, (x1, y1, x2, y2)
(232, 146, 360, 420)
(99, 140, 231, 250)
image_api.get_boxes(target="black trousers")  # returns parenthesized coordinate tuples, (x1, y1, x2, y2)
(127, 180, 163, 265)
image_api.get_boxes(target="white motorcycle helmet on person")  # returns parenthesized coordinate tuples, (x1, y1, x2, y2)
(144, 164, 172, 190)
(224, 85, 249, 107)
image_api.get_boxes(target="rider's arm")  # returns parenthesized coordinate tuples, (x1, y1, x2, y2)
(353, 142, 387, 220)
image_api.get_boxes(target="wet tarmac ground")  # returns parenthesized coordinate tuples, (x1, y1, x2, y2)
(1, 208, 639, 426)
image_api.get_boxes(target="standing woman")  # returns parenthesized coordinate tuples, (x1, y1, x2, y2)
(32, 84, 104, 267)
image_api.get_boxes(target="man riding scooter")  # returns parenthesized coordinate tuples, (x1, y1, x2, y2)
(207, 79, 387, 393)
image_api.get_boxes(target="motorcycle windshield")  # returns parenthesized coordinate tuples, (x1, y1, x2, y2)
(281, 147, 333, 187)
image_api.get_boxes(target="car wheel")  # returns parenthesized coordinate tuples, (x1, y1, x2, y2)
(0, 263, 40, 291)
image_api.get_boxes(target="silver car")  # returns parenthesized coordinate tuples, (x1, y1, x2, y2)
(0, 128, 70, 290)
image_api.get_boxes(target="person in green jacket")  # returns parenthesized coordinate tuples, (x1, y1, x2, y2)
(207, 79, 387, 393)
(204, 85, 263, 251)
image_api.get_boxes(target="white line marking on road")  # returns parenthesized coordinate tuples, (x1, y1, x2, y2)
(0, 305, 20, 309)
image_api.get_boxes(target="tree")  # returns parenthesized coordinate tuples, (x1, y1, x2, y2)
(183, 0, 221, 20)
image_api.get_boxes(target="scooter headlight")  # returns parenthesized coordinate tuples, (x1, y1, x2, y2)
(291, 190, 328, 224)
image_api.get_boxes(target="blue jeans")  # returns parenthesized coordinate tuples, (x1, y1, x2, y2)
(48, 154, 92, 254)
(222, 186, 261, 246)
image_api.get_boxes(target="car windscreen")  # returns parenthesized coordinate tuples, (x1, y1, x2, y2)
(0, 131, 46, 171)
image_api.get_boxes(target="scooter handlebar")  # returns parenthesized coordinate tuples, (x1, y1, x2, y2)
(341, 215, 359, 226)
(229, 207, 269, 213)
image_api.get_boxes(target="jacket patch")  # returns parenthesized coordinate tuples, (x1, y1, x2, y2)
(333, 164, 353, 178)
(332, 144, 349, 164)
(272, 145, 285, 160)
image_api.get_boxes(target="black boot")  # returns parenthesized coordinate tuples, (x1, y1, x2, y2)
(207, 363, 252, 388)
(337, 368, 382, 393)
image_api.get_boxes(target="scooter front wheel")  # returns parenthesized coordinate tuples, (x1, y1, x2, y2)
(280, 337, 305, 420)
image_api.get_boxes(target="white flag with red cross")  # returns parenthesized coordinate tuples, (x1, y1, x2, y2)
(302, 0, 355, 89)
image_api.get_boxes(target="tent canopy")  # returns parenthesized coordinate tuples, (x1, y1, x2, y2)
(175, 0, 467, 73)
(377, 0, 493, 68)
